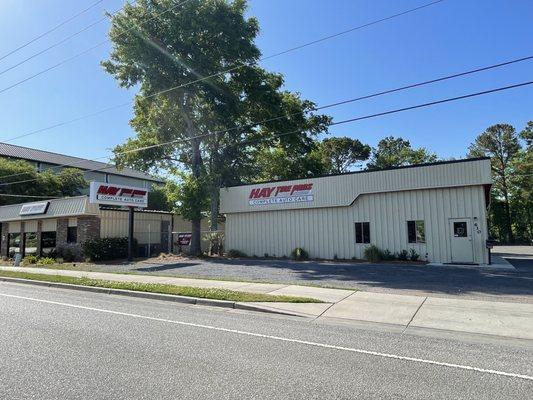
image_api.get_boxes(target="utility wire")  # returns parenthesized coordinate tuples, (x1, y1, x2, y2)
(1, 53, 531, 181)
(1, 79, 531, 187)
(0, 0, 443, 98)
(0, 193, 61, 199)
(0, 0, 194, 96)
(0, 16, 108, 77)
(0, 0, 106, 62)
(3, 52, 533, 145)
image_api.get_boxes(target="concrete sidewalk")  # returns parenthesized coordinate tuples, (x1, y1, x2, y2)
(1, 266, 532, 340)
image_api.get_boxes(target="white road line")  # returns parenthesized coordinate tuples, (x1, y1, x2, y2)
(1, 292, 532, 382)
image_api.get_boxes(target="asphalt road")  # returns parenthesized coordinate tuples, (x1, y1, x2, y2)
(1, 282, 532, 399)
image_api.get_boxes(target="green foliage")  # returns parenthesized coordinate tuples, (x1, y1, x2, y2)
(409, 248, 420, 261)
(367, 136, 437, 169)
(147, 184, 172, 211)
(319, 137, 371, 174)
(469, 123, 527, 243)
(83, 237, 136, 261)
(203, 231, 224, 255)
(397, 250, 409, 261)
(22, 255, 39, 265)
(363, 245, 382, 262)
(102, 0, 331, 254)
(37, 257, 55, 265)
(175, 174, 209, 222)
(0, 158, 86, 206)
(227, 249, 247, 258)
(381, 249, 395, 261)
(290, 247, 309, 261)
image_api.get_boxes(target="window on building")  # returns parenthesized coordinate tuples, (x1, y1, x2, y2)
(67, 226, 77, 244)
(41, 231, 56, 255)
(453, 221, 467, 237)
(8, 233, 21, 258)
(24, 232, 38, 255)
(407, 220, 426, 243)
(355, 222, 370, 244)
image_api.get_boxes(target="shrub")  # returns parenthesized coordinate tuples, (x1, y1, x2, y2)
(364, 245, 382, 262)
(83, 237, 136, 261)
(22, 255, 39, 265)
(409, 248, 420, 261)
(37, 257, 55, 265)
(290, 247, 309, 261)
(56, 243, 84, 262)
(397, 249, 409, 261)
(227, 249, 247, 258)
(381, 249, 395, 261)
(203, 231, 224, 255)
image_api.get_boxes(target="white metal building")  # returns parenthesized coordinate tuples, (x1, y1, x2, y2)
(220, 158, 492, 264)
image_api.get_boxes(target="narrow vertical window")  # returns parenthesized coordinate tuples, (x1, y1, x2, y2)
(355, 222, 370, 244)
(407, 220, 425, 243)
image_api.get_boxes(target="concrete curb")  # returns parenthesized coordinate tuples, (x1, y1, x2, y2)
(0, 276, 304, 317)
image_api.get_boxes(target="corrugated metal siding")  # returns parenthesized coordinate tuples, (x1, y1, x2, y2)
(42, 219, 57, 231)
(220, 159, 492, 214)
(100, 209, 172, 244)
(24, 220, 38, 232)
(225, 186, 488, 264)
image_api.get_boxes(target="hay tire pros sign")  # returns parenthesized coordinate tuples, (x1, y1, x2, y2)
(248, 183, 314, 206)
(89, 182, 149, 208)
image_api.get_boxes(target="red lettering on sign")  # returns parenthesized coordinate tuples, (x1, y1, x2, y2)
(97, 186, 120, 196)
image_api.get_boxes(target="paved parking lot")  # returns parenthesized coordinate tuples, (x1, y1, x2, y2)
(83, 246, 533, 303)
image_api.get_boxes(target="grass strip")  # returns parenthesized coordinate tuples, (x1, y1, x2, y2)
(0, 270, 322, 303)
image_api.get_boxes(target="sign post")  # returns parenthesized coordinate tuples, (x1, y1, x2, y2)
(89, 182, 149, 263)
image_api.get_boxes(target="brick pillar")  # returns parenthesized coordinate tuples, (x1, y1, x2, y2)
(36, 220, 43, 256)
(77, 216, 101, 245)
(56, 218, 68, 249)
(20, 222, 25, 257)
(1, 222, 9, 259)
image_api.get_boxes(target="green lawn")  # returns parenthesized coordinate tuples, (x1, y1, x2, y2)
(0, 270, 322, 303)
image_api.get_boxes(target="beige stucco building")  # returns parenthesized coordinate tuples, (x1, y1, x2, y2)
(220, 158, 492, 264)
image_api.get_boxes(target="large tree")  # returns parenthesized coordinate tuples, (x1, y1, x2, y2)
(103, 0, 330, 254)
(319, 137, 370, 174)
(0, 158, 86, 205)
(468, 124, 521, 243)
(367, 136, 437, 169)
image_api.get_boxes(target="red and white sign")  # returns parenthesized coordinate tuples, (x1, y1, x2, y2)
(248, 183, 314, 206)
(89, 182, 148, 208)
(176, 232, 192, 246)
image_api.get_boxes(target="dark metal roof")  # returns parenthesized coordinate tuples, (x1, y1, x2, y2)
(0, 142, 162, 182)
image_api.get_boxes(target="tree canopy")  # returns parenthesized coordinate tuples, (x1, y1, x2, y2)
(367, 136, 437, 169)
(0, 158, 86, 205)
(319, 137, 371, 174)
(103, 0, 330, 253)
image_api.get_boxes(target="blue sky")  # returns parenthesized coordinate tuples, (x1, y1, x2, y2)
(0, 0, 531, 164)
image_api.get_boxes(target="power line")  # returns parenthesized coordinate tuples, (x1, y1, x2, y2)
(0, 0, 106, 62)
(2, 53, 531, 181)
(0, 0, 194, 96)
(0, 0, 444, 99)
(0, 16, 108, 77)
(1, 78, 531, 187)
(3, 52, 533, 145)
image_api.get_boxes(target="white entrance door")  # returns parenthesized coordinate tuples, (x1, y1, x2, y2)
(449, 218, 474, 264)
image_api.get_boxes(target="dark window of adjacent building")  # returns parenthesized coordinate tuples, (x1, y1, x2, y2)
(407, 220, 426, 243)
(355, 222, 370, 244)
(453, 221, 467, 237)
(67, 226, 77, 244)
(41, 231, 56, 255)
(8, 233, 21, 257)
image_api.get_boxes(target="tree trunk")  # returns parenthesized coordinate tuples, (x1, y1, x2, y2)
(210, 184, 219, 232)
(189, 133, 203, 256)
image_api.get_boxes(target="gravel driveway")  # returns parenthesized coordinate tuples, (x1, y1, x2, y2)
(80, 246, 533, 303)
